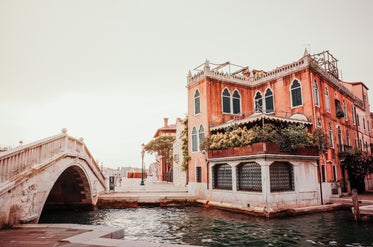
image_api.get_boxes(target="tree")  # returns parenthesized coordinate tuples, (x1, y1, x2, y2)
(144, 135, 176, 168)
(343, 150, 373, 193)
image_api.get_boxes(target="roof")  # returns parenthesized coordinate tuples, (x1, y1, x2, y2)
(153, 124, 176, 138)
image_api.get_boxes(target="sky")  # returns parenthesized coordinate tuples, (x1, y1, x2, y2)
(1, 0, 372, 169)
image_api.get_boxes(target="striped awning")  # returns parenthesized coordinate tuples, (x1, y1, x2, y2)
(210, 113, 312, 131)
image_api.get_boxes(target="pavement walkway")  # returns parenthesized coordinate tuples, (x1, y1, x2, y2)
(0, 224, 198, 247)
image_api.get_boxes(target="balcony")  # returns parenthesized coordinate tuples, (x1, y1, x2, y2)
(208, 142, 318, 159)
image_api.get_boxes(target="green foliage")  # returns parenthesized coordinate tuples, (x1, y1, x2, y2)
(206, 123, 317, 151)
(251, 124, 279, 143)
(181, 117, 190, 171)
(311, 128, 329, 151)
(145, 135, 176, 165)
(344, 150, 373, 192)
(279, 124, 312, 150)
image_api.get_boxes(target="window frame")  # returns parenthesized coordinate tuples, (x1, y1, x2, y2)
(325, 86, 331, 113)
(270, 162, 294, 192)
(232, 89, 241, 115)
(198, 125, 205, 151)
(264, 87, 274, 113)
(290, 79, 303, 108)
(254, 91, 263, 113)
(237, 162, 262, 192)
(213, 163, 232, 190)
(222, 88, 231, 114)
(191, 127, 198, 152)
(313, 79, 320, 107)
(194, 89, 201, 115)
(343, 98, 347, 121)
(328, 122, 334, 149)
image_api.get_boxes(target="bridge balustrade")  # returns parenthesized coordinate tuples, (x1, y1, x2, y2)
(0, 132, 104, 186)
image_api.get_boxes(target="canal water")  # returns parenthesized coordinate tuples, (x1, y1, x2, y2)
(39, 207, 373, 246)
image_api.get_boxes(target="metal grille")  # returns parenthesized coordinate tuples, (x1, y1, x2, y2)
(213, 163, 232, 190)
(270, 162, 294, 192)
(237, 162, 262, 191)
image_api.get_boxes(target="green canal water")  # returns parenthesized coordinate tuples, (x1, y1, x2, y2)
(39, 207, 373, 246)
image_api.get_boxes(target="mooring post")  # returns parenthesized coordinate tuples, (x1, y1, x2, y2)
(352, 189, 361, 222)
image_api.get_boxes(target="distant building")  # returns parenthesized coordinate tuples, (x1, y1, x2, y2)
(153, 118, 177, 182)
(186, 50, 372, 214)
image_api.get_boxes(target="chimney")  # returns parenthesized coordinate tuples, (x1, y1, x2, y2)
(164, 118, 169, 128)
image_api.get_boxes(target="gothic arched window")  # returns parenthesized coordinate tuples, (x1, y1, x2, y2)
(222, 88, 231, 113)
(265, 88, 274, 113)
(290, 79, 302, 107)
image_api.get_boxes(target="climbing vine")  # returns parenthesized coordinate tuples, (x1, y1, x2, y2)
(181, 117, 190, 172)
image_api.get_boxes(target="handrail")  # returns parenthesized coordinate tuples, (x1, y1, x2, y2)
(0, 131, 105, 187)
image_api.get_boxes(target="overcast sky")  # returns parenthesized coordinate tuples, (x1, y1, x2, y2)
(1, 0, 372, 169)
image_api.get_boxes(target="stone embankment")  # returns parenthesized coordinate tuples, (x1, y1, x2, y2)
(97, 178, 195, 208)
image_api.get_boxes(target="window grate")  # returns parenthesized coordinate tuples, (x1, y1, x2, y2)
(237, 162, 262, 191)
(213, 164, 232, 190)
(270, 162, 294, 192)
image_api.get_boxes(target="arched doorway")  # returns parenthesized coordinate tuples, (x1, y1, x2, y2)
(41, 165, 93, 213)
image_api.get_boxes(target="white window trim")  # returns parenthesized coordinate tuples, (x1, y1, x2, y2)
(194, 89, 201, 116)
(191, 126, 198, 153)
(289, 78, 303, 108)
(313, 79, 320, 107)
(328, 122, 334, 149)
(351, 104, 355, 125)
(232, 89, 242, 115)
(222, 87, 231, 114)
(198, 124, 205, 152)
(343, 98, 347, 121)
(325, 86, 331, 113)
(254, 90, 263, 112)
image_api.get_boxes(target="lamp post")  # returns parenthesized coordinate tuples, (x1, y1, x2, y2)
(140, 143, 145, 186)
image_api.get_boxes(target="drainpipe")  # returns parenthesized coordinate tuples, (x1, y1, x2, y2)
(317, 159, 324, 205)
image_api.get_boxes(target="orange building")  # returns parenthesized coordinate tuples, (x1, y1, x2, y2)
(186, 50, 372, 208)
(153, 118, 176, 182)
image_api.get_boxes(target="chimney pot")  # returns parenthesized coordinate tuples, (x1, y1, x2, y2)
(164, 118, 169, 128)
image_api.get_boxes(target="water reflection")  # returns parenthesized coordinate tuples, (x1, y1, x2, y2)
(40, 207, 373, 246)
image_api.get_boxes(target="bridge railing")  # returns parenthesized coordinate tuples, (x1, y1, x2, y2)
(0, 131, 105, 187)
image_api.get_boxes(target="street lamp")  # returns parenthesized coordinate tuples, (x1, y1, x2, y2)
(140, 143, 145, 186)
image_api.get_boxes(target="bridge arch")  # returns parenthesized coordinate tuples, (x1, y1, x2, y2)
(0, 131, 106, 227)
(37, 158, 98, 221)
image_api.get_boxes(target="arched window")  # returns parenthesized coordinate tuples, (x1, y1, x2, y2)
(325, 87, 330, 113)
(222, 88, 231, 113)
(232, 90, 241, 114)
(198, 125, 205, 151)
(314, 79, 320, 107)
(191, 127, 198, 152)
(346, 129, 350, 147)
(317, 117, 322, 128)
(270, 162, 294, 192)
(343, 98, 347, 121)
(265, 88, 274, 113)
(351, 104, 355, 125)
(290, 79, 302, 107)
(237, 162, 262, 191)
(337, 126, 343, 151)
(254, 91, 263, 113)
(194, 89, 200, 115)
(213, 163, 232, 190)
(328, 122, 334, 148)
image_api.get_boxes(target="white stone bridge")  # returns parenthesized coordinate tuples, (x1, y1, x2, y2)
(0, 129, 106, 227)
